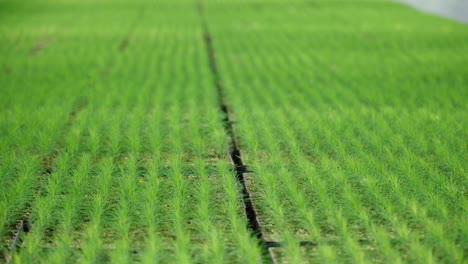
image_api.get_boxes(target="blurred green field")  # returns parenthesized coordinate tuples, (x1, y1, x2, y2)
(1, 0, 467, 263)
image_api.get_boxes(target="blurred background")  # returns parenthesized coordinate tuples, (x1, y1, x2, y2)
(397, 0, 468, 22)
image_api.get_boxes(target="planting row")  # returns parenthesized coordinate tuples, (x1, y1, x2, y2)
(0, 1, 263, 263)
(205, 0, 467, 262)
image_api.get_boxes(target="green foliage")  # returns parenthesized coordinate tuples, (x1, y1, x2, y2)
(1, 0, 466, 263)
(0, 0, 260, 262)
(206, 0, 468, 262)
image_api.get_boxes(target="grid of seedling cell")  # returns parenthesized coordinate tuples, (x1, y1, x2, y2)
(1, 0, 467, 263)
(204, 0, 467, 262)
